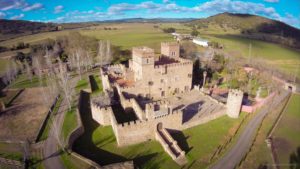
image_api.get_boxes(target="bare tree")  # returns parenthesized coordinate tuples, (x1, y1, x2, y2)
(24, 60, 32, 82)
(56, 60, 72, 110)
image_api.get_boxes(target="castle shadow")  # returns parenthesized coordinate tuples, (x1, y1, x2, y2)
(73, 91, 159, 167)
(182, 101, 204, 123)
(73, 91, 127, 165)
(289, 146, 300, 169)
(167, 129, 193, 154)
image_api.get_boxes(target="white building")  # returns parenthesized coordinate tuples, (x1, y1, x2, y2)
(193, 37, 209, 47)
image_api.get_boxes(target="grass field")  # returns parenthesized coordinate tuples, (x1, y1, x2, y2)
(0, 23, 174, 52)
(8, 74, 47, 89)
(273, 94, 300, 165)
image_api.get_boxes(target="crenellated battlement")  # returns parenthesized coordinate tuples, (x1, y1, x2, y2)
(229, 89, 243, 97)
(154, 61, 193, 69)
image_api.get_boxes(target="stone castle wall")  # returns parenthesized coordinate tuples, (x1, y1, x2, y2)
(91, 103, 113, 126)
(110, 109, 182, 147)
(161, 42, 180, 58)
(122, 61, 193, 99)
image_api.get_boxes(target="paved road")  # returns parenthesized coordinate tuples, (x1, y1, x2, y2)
(43, 77, 78, 169)
(210, 90, 290, 169)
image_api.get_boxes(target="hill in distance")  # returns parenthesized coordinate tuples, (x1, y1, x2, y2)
(188, 12, 300, 48)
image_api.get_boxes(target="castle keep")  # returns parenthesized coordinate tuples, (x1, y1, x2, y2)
(92, 42, 243, 166)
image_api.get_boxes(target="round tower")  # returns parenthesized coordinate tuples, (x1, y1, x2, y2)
(226, 89, 243, 118)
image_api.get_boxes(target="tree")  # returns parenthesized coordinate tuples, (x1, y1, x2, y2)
(24, 60, 32, 82)
(56, 60, 72, 110)
(162, 27, 175, 33)
(191, 29, 199, 36)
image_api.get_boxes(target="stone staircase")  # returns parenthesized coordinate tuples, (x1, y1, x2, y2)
(155, 127, 187, 166)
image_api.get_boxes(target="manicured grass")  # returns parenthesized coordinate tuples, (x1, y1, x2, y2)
(273, 94, 300, 165)
(8, 74, 47, 89)
(92, 75, 103, 94)
(62, 105, 77, 141)
(38, 96, 63, 142)
(75, 77, 89, 93)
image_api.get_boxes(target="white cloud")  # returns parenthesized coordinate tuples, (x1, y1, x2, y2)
(54, 5, 64, 14)
(10, 13, 24, 20)
(22, 3, 43, 11)
(264, 0, 279, 3)
(0, 11, 6, 18)
(47, 0, 298, 28)
(0, 0, 27, 11)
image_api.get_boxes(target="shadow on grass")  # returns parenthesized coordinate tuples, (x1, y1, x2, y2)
(168, 129, 193, 154)
(289, 146, 300, 169)
(73, 91, 127, 165)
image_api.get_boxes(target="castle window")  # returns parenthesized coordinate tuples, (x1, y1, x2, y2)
(188, 74, 192, 78)
(146, 58, 149, 63)
(154, 104, 160, 111)
(161, 79, 164, 83)
(185, 86, 189, 91)
(161, 91, 165, 97)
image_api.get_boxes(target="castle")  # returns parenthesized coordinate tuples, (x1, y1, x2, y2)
(92, 42, 243, 166)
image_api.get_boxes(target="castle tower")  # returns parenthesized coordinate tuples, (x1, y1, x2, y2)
(161, 42, 180, 58)
(226, 89, 243, 118)
(131, 47, 155, 81)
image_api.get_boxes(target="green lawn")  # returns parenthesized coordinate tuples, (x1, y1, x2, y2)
(273, 94, 300, 165)
(8, 74, 47, 89)
(62, 105, 78, 141)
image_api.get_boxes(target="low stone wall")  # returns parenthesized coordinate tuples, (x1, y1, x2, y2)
(241, 92, 276, 113)
(110, 109, 182, 147)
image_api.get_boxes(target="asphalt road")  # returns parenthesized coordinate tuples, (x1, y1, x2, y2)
(210, 90, 290, 169)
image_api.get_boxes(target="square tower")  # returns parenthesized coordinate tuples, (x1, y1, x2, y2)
(161, 42, 180, 58)
(132, 47, 155, 81)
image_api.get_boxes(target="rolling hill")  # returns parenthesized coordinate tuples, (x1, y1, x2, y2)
(187, 13, 300, 48)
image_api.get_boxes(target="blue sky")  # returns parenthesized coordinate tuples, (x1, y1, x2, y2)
(0, 0, 299, 28)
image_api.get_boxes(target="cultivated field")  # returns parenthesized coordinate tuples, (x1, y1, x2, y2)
(0, 87, 53, 141)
